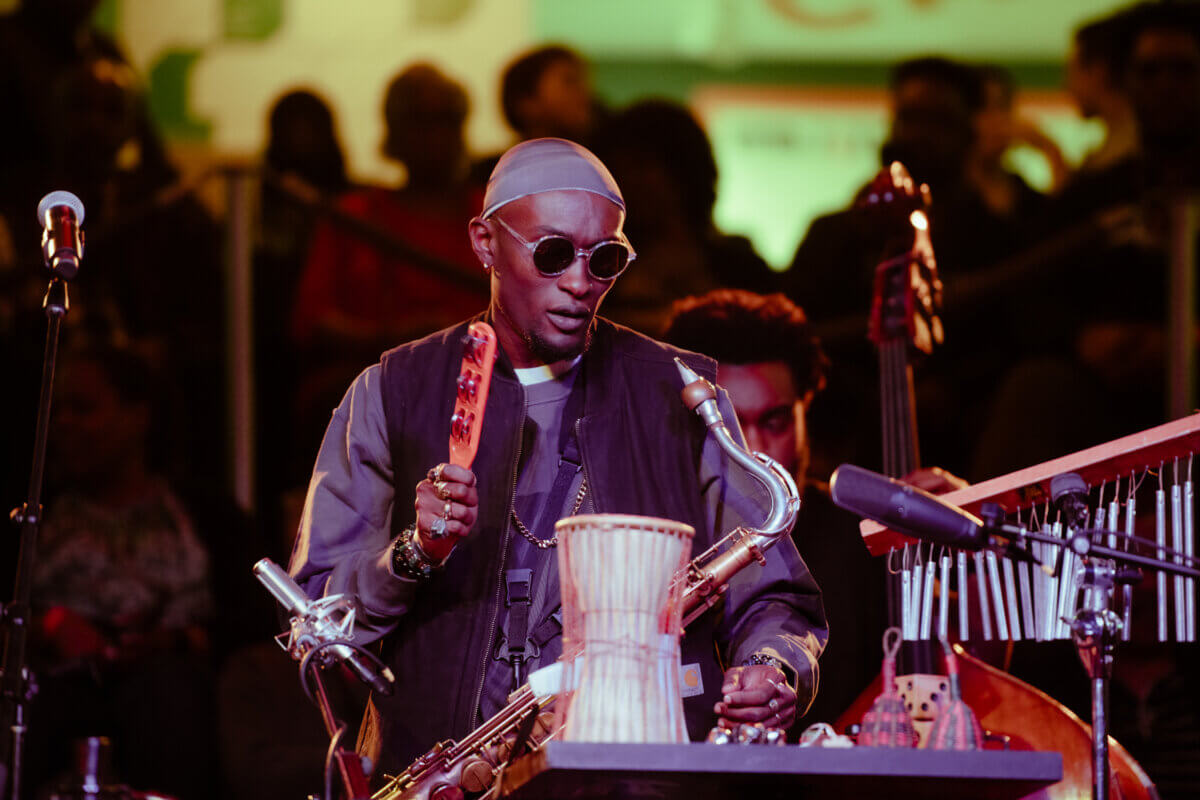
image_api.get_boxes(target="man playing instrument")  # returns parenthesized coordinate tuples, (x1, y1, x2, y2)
(288, 138, 826, 780)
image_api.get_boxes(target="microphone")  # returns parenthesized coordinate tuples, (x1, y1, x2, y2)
(253, 558, 395, 696)
(37, 191, 85, 280)
(1050, 472, 1090, 529)
(830, 463, 989, 550)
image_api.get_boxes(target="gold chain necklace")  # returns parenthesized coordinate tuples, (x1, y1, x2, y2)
(510, 478, 588, 550)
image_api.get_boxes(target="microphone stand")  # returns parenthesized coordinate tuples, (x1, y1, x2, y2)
(304, 660, 370, 800)
(979, 504, 1200, 800)
(2, 274, 72, 800)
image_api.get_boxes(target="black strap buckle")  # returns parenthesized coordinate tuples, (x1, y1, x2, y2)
(505, 568, 533, 607)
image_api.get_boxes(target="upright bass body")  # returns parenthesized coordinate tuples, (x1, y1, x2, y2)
(836, 646, 1156, 799)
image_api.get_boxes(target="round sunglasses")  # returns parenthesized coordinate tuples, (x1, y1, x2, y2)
(489, 215, 636, 280)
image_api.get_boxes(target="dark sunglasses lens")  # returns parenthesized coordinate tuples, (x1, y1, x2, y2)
(589, 243, 628, 279)
(532, 237, 576, 275)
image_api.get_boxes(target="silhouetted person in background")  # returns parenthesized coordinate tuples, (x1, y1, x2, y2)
(786, 57, 1011, 325)
(502, 45, 596, 143)
(260, 89, 352, 282)
(662, 290, 886, 730)
(255, 88, 354, 514)
(785, 56, 1019, 479)
(290, 63, 486, 352)
(591, 99, 777, 334)
(1067, 7, 1140, 175)
(966, 65, 1067, 220)
(289, 63, 489, 465)
(469, 44, 600, 184)
(1056, 1, 1200, 224)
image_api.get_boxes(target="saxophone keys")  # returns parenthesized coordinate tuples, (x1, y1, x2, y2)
(459, 759, 496, 794)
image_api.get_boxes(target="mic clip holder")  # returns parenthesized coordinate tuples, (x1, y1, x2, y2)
(275, 593, 359, 666)
(977, 503, 1047, 569)
(275, 593, 374, 800)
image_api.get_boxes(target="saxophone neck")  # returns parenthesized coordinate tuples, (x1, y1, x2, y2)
(674, 358, 800, 545)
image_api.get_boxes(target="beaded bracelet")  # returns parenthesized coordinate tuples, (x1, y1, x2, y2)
(391, 525, 441, 581)
(743, 652, 794, 684)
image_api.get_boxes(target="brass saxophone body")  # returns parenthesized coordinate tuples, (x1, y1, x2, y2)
(371, 359, 800, 800)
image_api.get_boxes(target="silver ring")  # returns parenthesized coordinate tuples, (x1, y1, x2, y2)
(768, 698, 779, 713)
(428, 516, 448, 539)
(443, 501, 453, 519)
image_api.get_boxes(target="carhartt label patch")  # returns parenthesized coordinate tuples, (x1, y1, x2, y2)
(680, 663, 704, 698)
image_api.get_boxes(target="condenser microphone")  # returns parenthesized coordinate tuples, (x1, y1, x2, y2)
(253, 558, 395, 696)
(37, 190, 85, 280)
(830, 463, 989, 550)
(1050, 472, 1090, 529)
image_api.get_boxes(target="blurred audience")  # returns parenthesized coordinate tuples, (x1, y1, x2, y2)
(0, 51, 224, 533)
(591, 99, 777, 333)
(784, 56, 1021, 478)
(288, 63, 489, 461)
(470, 44, 601, 183)
(662, 290, 886, 730)
(24, 340, 270, 800)
(976, 1, 1200, 478)
(0, 0, 154, 202)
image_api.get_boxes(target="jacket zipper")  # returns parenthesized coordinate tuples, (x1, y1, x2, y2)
(573, 418, 593, 511)
(468, 387, 525, 724)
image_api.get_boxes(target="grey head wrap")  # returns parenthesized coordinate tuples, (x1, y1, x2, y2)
(481, 137, 624, 218)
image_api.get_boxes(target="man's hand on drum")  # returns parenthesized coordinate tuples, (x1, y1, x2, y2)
(415, 463, 478, 561)
(714, 665, 798, 730)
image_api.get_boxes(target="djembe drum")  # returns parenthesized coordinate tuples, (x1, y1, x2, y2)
(555, 513, 694, 743)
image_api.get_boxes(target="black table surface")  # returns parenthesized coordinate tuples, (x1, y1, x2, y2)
(499, 741, 1063, 800)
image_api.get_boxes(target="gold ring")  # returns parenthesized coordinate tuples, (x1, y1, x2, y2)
(435, 481, 450, 500)
(443, 501, 453, 519)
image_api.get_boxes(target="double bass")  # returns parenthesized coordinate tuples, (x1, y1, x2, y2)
(834, 163, 1156, 800)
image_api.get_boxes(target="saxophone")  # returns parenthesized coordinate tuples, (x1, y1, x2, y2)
(371, 358, 801, 800)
